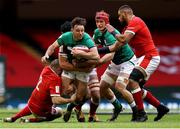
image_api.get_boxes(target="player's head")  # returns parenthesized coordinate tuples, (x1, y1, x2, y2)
(71, 17, 86, 41)
(95, 10, 109, 31)
(50, 59, 62, 76)
(118, 5, 133, 25)
(95, 10, 109, 24)
(60, 21, 71, 33)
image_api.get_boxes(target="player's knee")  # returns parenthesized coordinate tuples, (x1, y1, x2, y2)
(116, 76, 129, 88)
(88, 82, 100, 91)
(75, 94, 84, 102)
(91, 91, 100, 104)
(129, 68, 145, 88)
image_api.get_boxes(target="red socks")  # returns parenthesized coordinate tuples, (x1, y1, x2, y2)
(12, 105, 31, 121)
(89, 100, 98, 116)
(132, 89, 144, 111)
(143, 90, 160, 108)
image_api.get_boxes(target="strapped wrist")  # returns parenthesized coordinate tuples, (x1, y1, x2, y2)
(98, 47, 111, 54)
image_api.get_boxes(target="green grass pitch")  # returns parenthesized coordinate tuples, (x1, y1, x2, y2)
(0, 108, 180, 128)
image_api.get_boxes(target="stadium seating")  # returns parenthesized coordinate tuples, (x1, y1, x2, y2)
(0, 33, 43, 88)
(1, 29, 180, 88)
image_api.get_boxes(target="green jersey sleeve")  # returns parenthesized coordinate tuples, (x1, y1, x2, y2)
(57, 32, 72, 46)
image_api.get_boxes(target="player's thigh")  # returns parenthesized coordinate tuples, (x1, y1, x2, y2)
(136, 55, 160, 80)
(76, 71, 90, 83)
(61, 71, 75, 94)
(116, 60, 135, 88)
(100, 65, 118, 88)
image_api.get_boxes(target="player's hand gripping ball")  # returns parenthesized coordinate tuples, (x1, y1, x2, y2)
(72, 45, 89, 62)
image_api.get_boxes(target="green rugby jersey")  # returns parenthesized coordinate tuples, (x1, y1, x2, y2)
(93, 29, 134, 64)
(57, 32, 95, 63)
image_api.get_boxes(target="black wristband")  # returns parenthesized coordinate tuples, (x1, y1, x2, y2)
(98, 47, 111, 54)
(111, 30, 118, 37)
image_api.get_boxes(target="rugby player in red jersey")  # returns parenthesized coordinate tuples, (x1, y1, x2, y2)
(3, 59, 75, 123)
(99, 5, 169, 122)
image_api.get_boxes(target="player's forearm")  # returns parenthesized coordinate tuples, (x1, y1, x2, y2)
(52, 96, 73, 104)
(79, 60, 98, 67)
(59, 55, 77, 71)
(109, 41, 124, 52)
(60, 62, 76, 71)
(45, 45, 56, 57)
(97, 53, 114, 66)
(75, 66, 94, 73)
(82, 47, 100, 60)
(97, 42, 122, 54)
(60, 60, 89, 72)
(81, 52, 100, 60)
(73, 61, 96, 71)
(45, 41, 59, 56)
(60, 61, 85, 72)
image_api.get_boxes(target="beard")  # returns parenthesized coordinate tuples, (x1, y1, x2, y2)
(120, 20, 128, 27)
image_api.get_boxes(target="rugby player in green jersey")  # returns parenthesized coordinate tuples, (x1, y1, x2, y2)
(42, 17, 100, 122)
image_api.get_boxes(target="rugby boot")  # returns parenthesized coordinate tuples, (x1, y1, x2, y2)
(154, 104, 169, 121)
(74, 108, 85, 122)
(88, 115, 100, 122)
(136, 110, 148, 122)
(3, 117, 15, 123)
(63, 111, 72, 122)
(108, 106, 123, 121)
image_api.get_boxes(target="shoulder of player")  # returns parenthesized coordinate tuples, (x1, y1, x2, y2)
(58, 32, 72, 39)
(93, 29, 102, 40)
(42, 66, 60, 79)
(63, 31, 72, 36)
(83, 32, 93, 40)
(131, 16, 144, 24)
(93, 28, 99, 34)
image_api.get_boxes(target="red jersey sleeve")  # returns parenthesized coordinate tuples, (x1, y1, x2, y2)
(49, 78, 62, 97)
(123, 16, 159, 57)
(125, 17, 142, 34)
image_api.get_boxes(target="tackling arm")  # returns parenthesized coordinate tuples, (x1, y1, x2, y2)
(51, 94, 75, 104)
(58, 54, 76, 71)
(59, 54, 93, 72)
(97, 52, 114, 66)
(73, 52, 114, 68)
(109, 32, 133, 52)
(98, 24, 134, 53)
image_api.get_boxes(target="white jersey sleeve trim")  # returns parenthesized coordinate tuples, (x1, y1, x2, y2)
(50, 94, 61, 97)
(125, 30, 135, 35)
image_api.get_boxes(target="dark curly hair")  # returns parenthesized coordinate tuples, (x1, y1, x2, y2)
(71, 17, 86, 28)
(60, 21, 71, 33)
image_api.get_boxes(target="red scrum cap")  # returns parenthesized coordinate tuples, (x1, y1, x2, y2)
(95, 10, 109, 24)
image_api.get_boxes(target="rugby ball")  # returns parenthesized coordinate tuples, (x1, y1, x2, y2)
(73, 45, 90, 62)
(73, 45, 90, 52)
